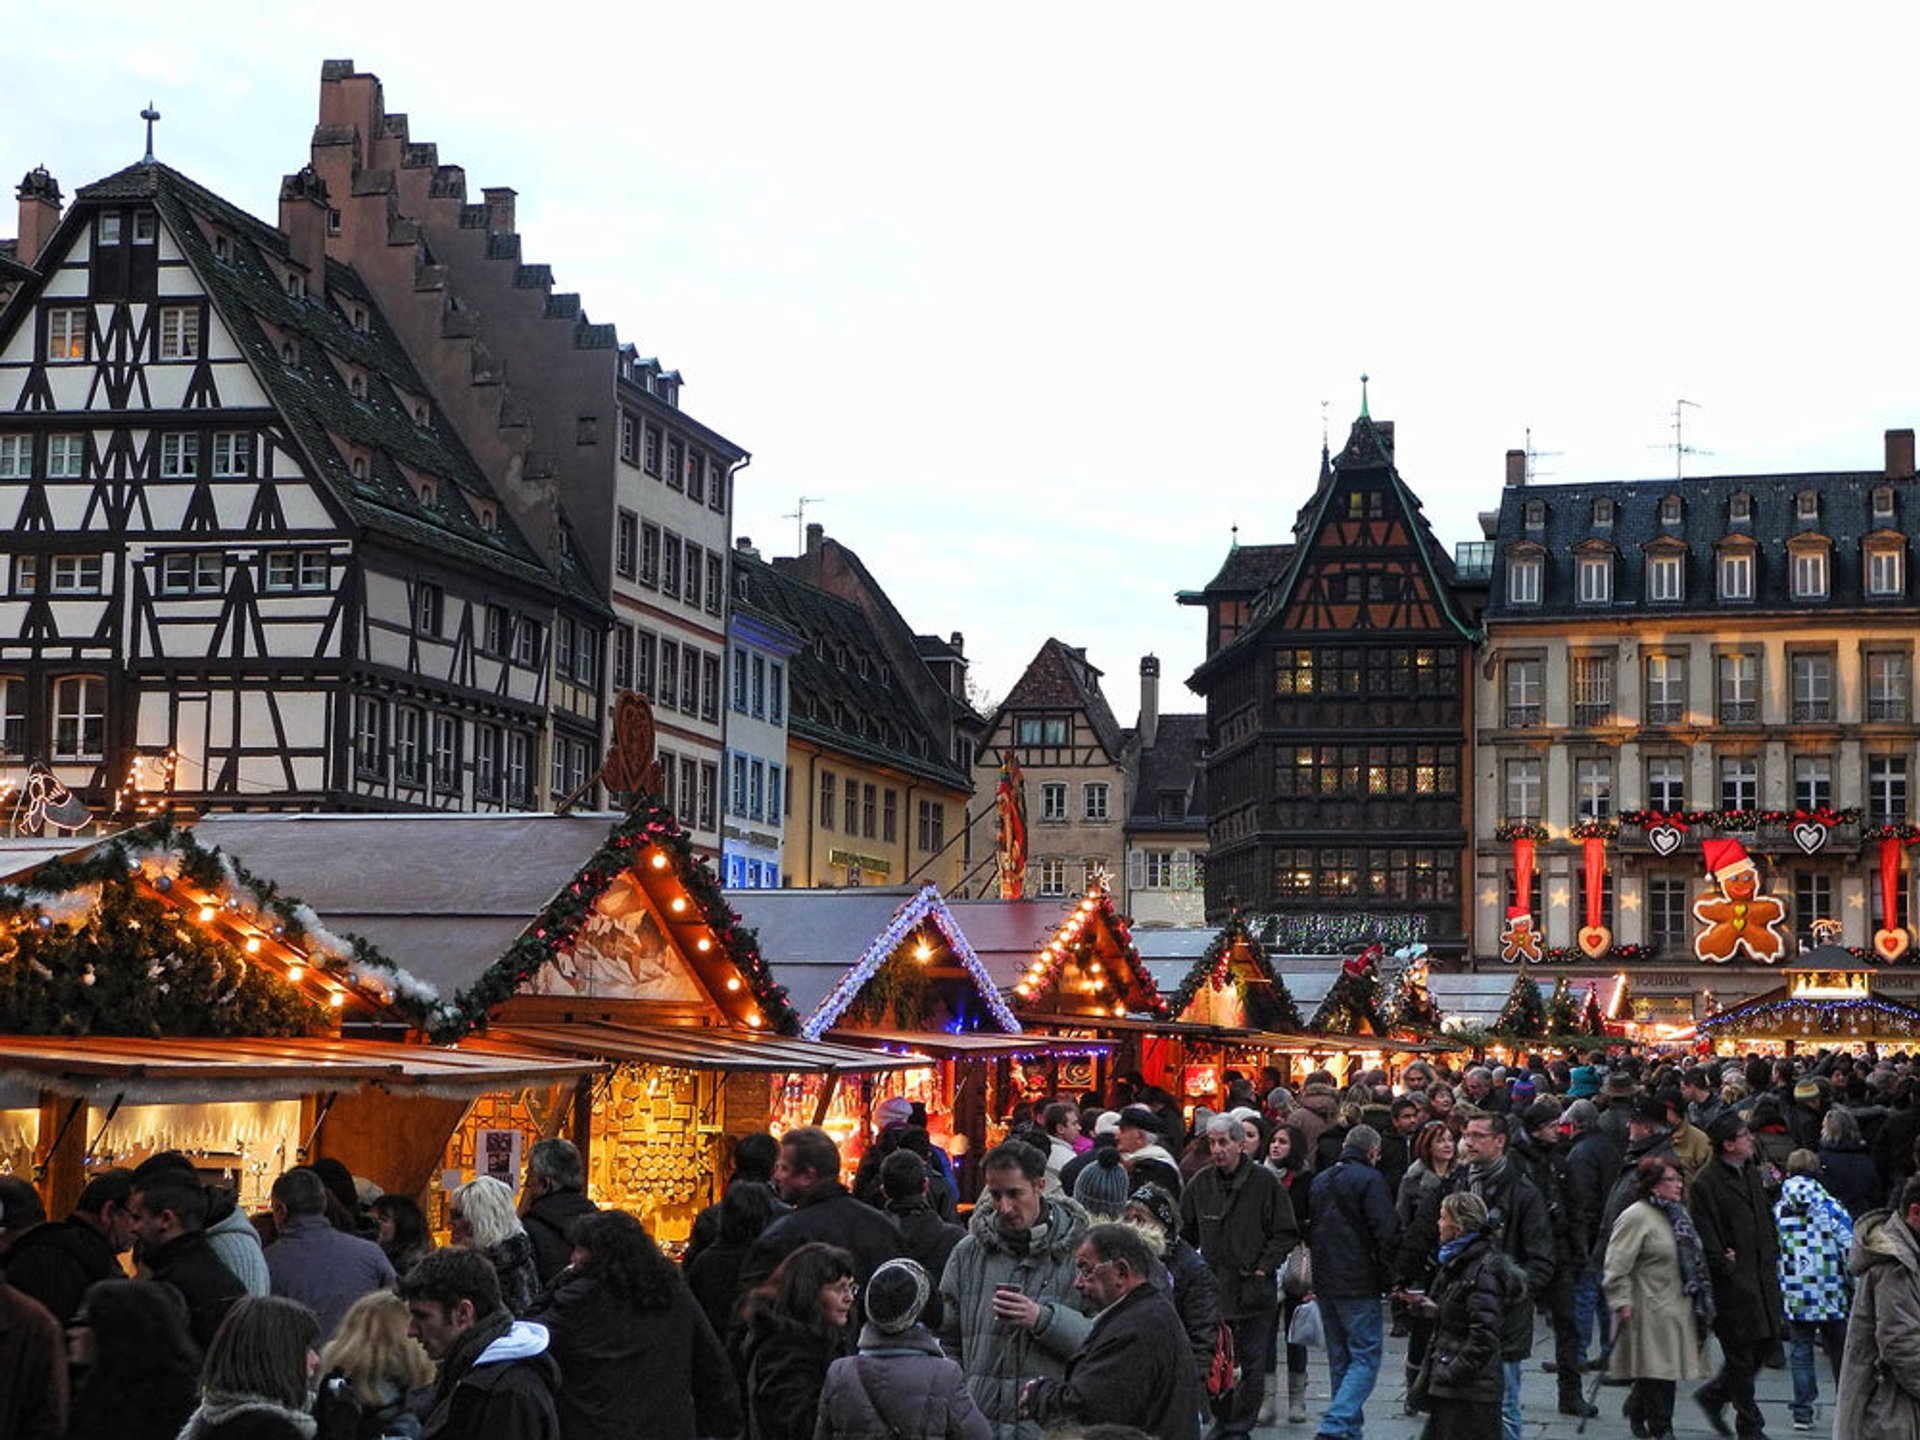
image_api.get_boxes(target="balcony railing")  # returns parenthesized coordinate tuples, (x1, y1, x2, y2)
(1870, 699, 1911, 722)
(1644, 702, 1684, 724)
(1719, 700, 1758, 723)
(1505, 704, 1542, 728)
(1792, 701, 1833, 723)
(1573, 703, 1613, 727)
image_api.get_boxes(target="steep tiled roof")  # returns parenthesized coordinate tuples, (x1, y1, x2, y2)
(1126, 713, 1208, 833)
(997, 639, 1126, 759)
(734, 553, 969, 789)
(1486, 467, 1914, 618)
(69, 162, 574, 597)
(0, 241, 32, 285)
(1200, 543, 1294, 594)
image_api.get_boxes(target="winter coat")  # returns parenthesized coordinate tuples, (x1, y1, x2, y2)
(1159, 1235, 1222, 1367)
(1418, 1231, 1523, 1406)
(2, 1214, 121, 1324)
(1775, 1173, 1854, 1322)
(1291, 1088, 1338, 1159)
(740, 1308, 853, 1440)
(885, 1196, 964, 1329)
(483, 1232, 541, 1318)
(1874, 1106, 1920, 1194)
(1669, 1121, 1713, 1189)
(527, 1268, 740, 1440)
(814, 1324, 991, 1440)
(1836, 1210, 1920, 1440)
(265, 1213, 397, 1340)
(521, 1188, 598, 1285)
(935, 1196, 1097, 1440)
(1308, 1155, 1399, 1299)
(1401, 1157, 1555, 1361)
(1124, 1143, 1184, 1199)
(686, 1239, 751, 1340)
(1822, 1139, 1884, 1220)
(1688, 1157, 1785, 1351)
(311, 1372, 419, 1440)
(178, 1393, 317, 1440)
(71, 1361, 199, 1440)
(1023, 1283, 1201, 1440)
(1044, 1135, 1078, 1189)
(739, 1184, 906, 1296)
(1601, 1200, 1709, 1383)
(1587, 1131, 1678, 1272)
(1510, 1133, 1578, 1272)
(1395, 1160, 1448, 1233)
(419, 1310, 561, 1440)
(1562, 1127, 1623, 1259)
(0, 1282, 66, 1440)
(1178, 1155, 1297, 1317)
(205, 1198, 272, 1297)
(146, 1227, 248, 1352)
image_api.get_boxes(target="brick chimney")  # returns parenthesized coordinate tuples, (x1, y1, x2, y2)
(14, 167, 62, 268)
(278, 165, 330, 298)
(805, 521, 824, 556)
(1139, 655, 1161, 750)
(1888, 428, 1915, 482)
(1506, 449, 1527, 487)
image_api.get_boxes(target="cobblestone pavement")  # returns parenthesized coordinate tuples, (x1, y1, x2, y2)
(1258, 1325, 1820, 1440)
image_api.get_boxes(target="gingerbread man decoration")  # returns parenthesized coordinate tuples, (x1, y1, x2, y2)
(1500, 905, 1543, 964)
(1691, 837, 1788, 964)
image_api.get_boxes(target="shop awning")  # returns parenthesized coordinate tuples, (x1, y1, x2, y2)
(0, 1034, 601, 1104)
(824, 1028, 1113, 1060)
(1016, 1013, 1457, 1055)
(494, 1022, 936, 1075)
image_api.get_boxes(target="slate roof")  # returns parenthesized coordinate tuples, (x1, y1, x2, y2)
(1486, 466, 1917, 619)
(1126, 712, 1208, 832)
(63, 162, 592, 604)
(0, 241, 32, 286)
(733, 552, 970, 789)
(995, 639, 1126, 759)
(1198, 543, 1294, 595)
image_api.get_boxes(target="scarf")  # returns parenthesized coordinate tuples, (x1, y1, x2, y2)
(1650, 1196, 1717, 1329)
(1436, 1230, 1480, 1267)
(180, 1391, 319, 1439)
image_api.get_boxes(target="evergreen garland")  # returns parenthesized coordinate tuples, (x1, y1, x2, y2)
(1495, 973, 1549, 1039)
(1383, 957, 1444, 1034)
(1167, 911, 1304, 1030)
(1543, 975, 1584, 1035)
(1310, 964, 1386, 1036)
(841, 948, 936, 1030)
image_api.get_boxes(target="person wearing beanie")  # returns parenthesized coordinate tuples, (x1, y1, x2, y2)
(1121, 1183, 1221, 1378)
(1512, 1098, 1595, 1416)
(1567, 1066, 1601, 1102)
(1059, 1116, 1120, 1198)
(816, 1257, 991, 1440)
(1689, 1113, 1785, 1440)
(1073, 1149, 1133, 1220)
(1116, 1108, 1183, 1198)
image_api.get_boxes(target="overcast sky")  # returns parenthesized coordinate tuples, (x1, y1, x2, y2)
(11, 5, 1920, 713)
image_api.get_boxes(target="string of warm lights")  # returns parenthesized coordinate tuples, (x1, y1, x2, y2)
(1011, 886, 1169, 1019)
(802, 885, 1021, 1040)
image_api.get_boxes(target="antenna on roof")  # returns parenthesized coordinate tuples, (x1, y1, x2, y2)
(1230, 523, 1240, 550)
(782, 495, 825, 555)
(1524, 426, 1562, 483)
(1653, 399, 1711, 480)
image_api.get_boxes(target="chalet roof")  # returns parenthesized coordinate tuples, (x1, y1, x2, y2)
(734, 553, 969, 789)
(65, 161, 585, 603)
(995, 639, 1126, 759)
(1126, 712, 1208, 832)
(1486, 465, 1917, 619)
(1199, 543, 1294, 595)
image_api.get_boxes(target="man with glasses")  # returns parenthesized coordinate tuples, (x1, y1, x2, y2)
(1020, 1222, 1199, 1440)
(1689, 1114, 1785, 1440)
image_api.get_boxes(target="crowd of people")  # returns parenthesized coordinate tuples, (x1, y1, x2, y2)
(6, 1050, 1920, 1440)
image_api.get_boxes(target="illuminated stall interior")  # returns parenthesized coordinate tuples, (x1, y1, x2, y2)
(1697, 947, 1920, 1054)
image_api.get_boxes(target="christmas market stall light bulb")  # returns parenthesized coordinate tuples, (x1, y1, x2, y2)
(328, 990, 346, 1008)
(915, 943, 932, 962)
(670, 897, 687, 914)
(245, 937, 260, 953)
(199, 905, 217, 922)
(696, 937, 712, 953)
(286, 964, 304, 982)
(650, 851, 670, 870)
(725, 976, 741, 991)
(745, 1012, 762, 1028)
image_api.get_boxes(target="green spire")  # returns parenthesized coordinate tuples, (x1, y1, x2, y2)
(1359, 372, 1370, 419)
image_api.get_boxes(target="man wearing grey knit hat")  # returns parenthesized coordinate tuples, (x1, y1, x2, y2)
(817, 1257, 992, 1440)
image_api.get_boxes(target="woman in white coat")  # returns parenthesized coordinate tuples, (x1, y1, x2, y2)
(1604, 1156, 1713, 1440)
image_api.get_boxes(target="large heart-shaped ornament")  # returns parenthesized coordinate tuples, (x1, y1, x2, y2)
(1578, 925, 1613, 959)
(1647, 825, 1683, 857)
(1876, 927, 1911, 962)
(1793, 823, 1828, 855)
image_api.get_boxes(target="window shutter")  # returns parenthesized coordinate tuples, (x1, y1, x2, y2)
(1173, 849, 1192, 889)
(1127, 850, 1146, 891)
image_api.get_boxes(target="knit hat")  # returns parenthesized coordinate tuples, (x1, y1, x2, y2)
(1073, 1149, 1133, 1218)
(1228, 1106, 1262, 1128)
(1266, 1087, 1293, 1111)
(864, 1258, 932, 1335)
(1125, 1183, 1179, 1237)
(1629, 1095, 1669, 1127)
(1567, 1066, 1600, 1099)
(1117, 1105, 1163, 1138)
(1092, 1110, 1122, 1138)
(874, 1095, 913, 1129)
(1521, 1099, 1563, 1133)
(1510, 1077, 1538, 1105)
(1794, 1079, 1821, 1103)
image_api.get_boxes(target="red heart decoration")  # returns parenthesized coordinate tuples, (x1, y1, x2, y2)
(1875, 927, 1910, 962)
(1578, 925, 1612, 959)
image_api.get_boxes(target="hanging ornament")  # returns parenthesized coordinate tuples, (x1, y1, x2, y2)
(1578, 834, 1613, 958)
(1645, 811, 1687, 856)
(1793, 822, 1829, 856)
(1874, 836, 1910, 962)
(1692, 837, 1788, 964)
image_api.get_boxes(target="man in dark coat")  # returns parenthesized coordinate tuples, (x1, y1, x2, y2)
(879, 1150, 963, 1328)
(1559, 1099, 1620, 1372)
(1689, 1112, 1786, 1440)
(3, 1167, 133, 1325)
(1310, 1124, 1400, 1440)
(128, 1167, 246, 1351)
(0, 1253, 65, 1440)
(519, 1138, 598, 1285)
(737, 1125, 903, 1297)
(1512, 1102, 1594, 1417)
(1022, 1222, 1200, 1440)
(684, 1131, 787, 1271)
(1180, 1112, 1297, 1440)
(403, 1247, 560, 1440)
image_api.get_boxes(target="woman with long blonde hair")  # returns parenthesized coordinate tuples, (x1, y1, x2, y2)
(447, 1174, 539, 1316)
(313, 1290, 435, 1438)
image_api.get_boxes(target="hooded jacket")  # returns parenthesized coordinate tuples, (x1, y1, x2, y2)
(935, 1196, 1096, 1440)
(814, 1323, 991, 1440)
(1775, 1173, 1854, 1322)
(1834, 1209, 1920, 1440)
(421, 1311, 560, 1440)
(204, 1190, 271, 1297)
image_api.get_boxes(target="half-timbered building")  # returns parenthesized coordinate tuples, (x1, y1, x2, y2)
(0, 157, 607, 814)
(1185, 409, 1486, 948)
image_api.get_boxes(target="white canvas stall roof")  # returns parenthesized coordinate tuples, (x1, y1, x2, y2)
(189, 812, 622, 995)
(942, 897, 1116, 988)
(723, 888, 955, 1023)
(1429, 973, 1550, 1028)
(0, 835, 104, 881)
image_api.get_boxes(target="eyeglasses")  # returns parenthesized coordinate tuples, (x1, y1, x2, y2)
(828, 1278, 859, 1298)
(1073, 1259, 1115, 1278)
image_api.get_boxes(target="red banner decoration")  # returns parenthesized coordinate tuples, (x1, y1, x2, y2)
(1579, 835, 1612, 958)
(1875, 836, 1911, 962)
(1513, 834, 1536, 917)
(1500, 834, 1542, 963)
(995, 750, 1028, 900)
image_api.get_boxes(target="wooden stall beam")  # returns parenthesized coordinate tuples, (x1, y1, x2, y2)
(35, 1092, 87, 1219)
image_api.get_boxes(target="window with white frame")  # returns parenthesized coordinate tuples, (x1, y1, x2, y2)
(0, 436, 27, 478)
(157, 306, 199, 360)
(661, 531, 681, 596)
(394, 706, 424, 784)
(474, 726, 501, 799)
(1875, 486, 1897, 520)
(1647, 875, 1690, 951)
(1084, 783, 1110, 821)
(1036, 858, 1067, 897)
(0, 678, 23, 754)
(770, 662, 785, 722)
(414, 584, 443, 637)
(47, 434, 84, 478)
(513, 617, 539, 668)
(1717, 652, 1758, 723)
(1868, 542, 1906, 598)
(1645, 653, 1687, 724)
(506, 732, 531, 806)
(1504, 658, 1543, 727)
(1869, 652, 1911, 722)
(1791, 652, 1834, 722)
(1660, 494, 1683, 524)
(1507, 556, 1542, 606)
(97, 214, 121, 246)
(12, 556, 35, 595)
(1719, 754, 1759, 810)
(158, 552, 222, 596)
(1576, 757, 1613, 818)
(1797, 490, 1819, 520)
(683, 543, 703, 608)
(1871, 754, 1910, 825)
(211, 432, 252, 477)
(352, 695, 387, 777)
(263, 550, 329, 593)
(1040, 782, 1067, 822)
(133, 211, 156, 243)
(52, 676, 105, 759)
(612, 623, 633, 691)
(1730, 492, 1752, 523)
(1791, 546, 1829, 600)
(634, 631, 655, 693)
(1504, 757, 1542, 821)
(159, 434, 198, 479)
(1647, 552, 1683, 603)
(1794, 755, 1833, 811)
(1646, 756, 1686, 812)
(46, 308, 86, 362)
(657, 641, 679, 708)
(1719, 549, 1754, 601)
(50, 554, 103, 595)
(1572, 653, 1614, 726)
(615, 510, 637, 578)
(431, 715, 458, 795)
(640, 523, 660, 587)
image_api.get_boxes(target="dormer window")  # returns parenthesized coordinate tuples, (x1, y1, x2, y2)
(1875, 485, 1897, 520)
(476, 502, 498, 532)
(1730, 492, 1752, 523)
(350, 305, 368, 334)
(1719, 546, 1755, 602)
(416, 477, 438, 508)
(1790, 540, 1830, 601)
(1523, 499, 1546, 528)
(285, 272, 306, 300)
(281, 342, 297, 365)
(1867, 538, 1906, 597)
(213, 233, 230, 261)
(1797, 490, 1820, 521)
(1647, 550, 1684, 604)
(413, 402, 429, 426)
(1507, 554, 1543, 606)
(326, 208, 342, 235)
(1660, 494, 1683, 525)
(1576, 552, 1613, 605)
(1592, 497, 1615, 527)
(348, 371, 367, 400)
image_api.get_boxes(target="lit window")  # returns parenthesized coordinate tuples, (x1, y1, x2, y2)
(46, 308, 86, 362)
(157, 306, 199, 361)
(52, 676, 105, 759)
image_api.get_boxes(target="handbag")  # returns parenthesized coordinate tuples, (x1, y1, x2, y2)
(1279, 1245, 1313, 1300)
(1286, 1297, 1325, 1350)
(1205, 1319, 1239, 1399)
